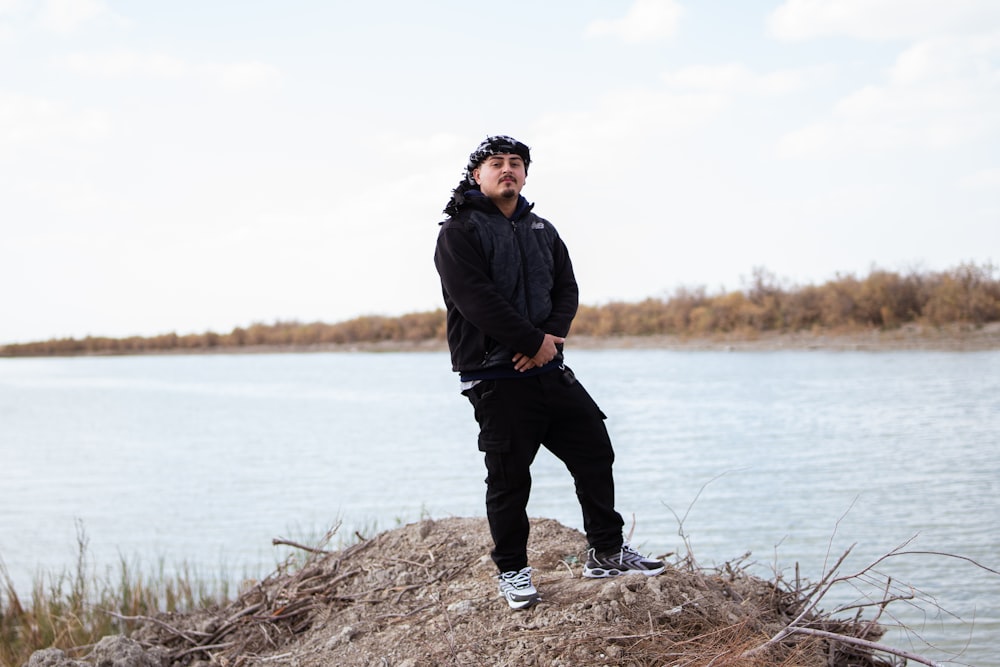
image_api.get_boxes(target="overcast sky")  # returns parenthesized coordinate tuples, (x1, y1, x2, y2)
(1, 0, 998, 344)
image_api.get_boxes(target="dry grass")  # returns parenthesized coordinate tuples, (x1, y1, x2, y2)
(0, 523, 232, 667)
(3, 262, 998, 356)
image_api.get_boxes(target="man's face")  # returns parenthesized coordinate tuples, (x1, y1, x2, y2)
(473, 153, 526, 203)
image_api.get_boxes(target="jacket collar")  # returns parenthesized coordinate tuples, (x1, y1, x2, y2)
(464, 190, 533, 221)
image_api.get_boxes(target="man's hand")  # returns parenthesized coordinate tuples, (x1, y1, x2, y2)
(512, 333, 565, 372)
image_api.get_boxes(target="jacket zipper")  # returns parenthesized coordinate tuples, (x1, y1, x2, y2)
(512, 220, 532, 320)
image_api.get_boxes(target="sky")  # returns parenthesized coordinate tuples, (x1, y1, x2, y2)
(1, 0, 998, 344)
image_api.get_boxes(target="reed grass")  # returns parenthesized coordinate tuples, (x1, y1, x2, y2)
(0, 516, 393, 667)
(0, 527, 234, 667)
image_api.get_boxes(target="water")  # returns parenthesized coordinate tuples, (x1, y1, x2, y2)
(1, 350, 998, 665)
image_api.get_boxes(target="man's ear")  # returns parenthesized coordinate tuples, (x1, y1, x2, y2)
(472, 167, 482, 185)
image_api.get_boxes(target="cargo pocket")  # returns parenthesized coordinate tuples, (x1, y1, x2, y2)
(478, 434, 511, 453)
(463, 380, 511, 453)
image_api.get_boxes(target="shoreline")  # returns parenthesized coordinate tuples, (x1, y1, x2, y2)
(569, 322, 1000, 352)
(3, 322, 999, 358)
(129, 322, 1000, 354)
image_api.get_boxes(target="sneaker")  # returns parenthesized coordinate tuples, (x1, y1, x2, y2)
(583, 543, 666, 578)
(497, 566, 541, 610)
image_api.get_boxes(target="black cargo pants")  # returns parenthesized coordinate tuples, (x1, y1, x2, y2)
(464, 366, 625, 572)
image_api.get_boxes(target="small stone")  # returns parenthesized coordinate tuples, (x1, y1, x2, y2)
(597, 580, 623, 602)
(324, 625, 357, 648)
(92, 635, 163, 667)
(23, 648, 87, 667)
(447, 599, 475, 615)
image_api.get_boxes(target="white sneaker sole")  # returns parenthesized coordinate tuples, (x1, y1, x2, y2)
(503, 591, 541, 610)
(583, 564, 665, 578)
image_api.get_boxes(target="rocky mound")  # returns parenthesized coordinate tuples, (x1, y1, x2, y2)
(26, 517, 901, 667)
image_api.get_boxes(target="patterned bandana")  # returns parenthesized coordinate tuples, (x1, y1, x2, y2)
(463, 135, 531, 185)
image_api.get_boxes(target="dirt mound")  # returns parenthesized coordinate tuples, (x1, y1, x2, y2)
(68, 518, 898, 666)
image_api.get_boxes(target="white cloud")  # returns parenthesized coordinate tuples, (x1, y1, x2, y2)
(768, 0, 1000, 41)
(201, 61, 281, 90)
(38, 0, 114, 33)
(0, 91, 110, 149)
(777, 34, 1000, 157)
(374, 131, 464, 158)
(5, 175, 115, 224)
(0, 0, 125, 38)
(661, 63, 821, 95)
(888, 31, 1000, 84)
(585, 0, 682, 43)
(0, 0, 26, 14)
(532, 86, 725, 165)
(0, 0, 24, 41)
(58, 50, 281, 90)
(960, 167, 1000, 190)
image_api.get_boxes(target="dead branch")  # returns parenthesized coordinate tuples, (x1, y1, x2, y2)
(270, 538, 332, 555)
(271, 520, 342, 556)
(387, 556, 433, 569)
(786, 627, 944, 667)
(662, 468, 749, 569)
(173, 641, 236, 659)
(742, 532, 980, 665)
(821, 495, 860, 576)
(892, 550, 1000, 576)
(782, 543, 857, 631)
(376, 602, 435, 623)
(102, 610, 208, 644)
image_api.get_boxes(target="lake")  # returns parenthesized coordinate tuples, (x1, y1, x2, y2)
(1, 349, 997, 665)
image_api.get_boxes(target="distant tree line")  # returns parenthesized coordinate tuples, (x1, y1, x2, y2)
(574, 262, 1000, 337)
(2, 262, 997, 357)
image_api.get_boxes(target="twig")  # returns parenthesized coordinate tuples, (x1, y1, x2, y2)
(271, 538, 332, 555)
(377, 602, 435, 623)
(173, 642, 236, 659)
(786, 627, 944, 667)
(601, 629, 669, 641)
(821, 495, 859, 576)
(267, 602, 319, 620)
(792, 544, 856, 626)
(271, 520, 342, 556)
(662, 469, 748, 568)
(388, 556, 433, 569)
(741, 544, 857, 658)
(102, 610, 207, 644)
(744, 532, 968, 663)
(860, 576, 896, 637)
(256, 652, 295, 662)
(225, 601, 265, 624)
(892, 550, 1000, 576)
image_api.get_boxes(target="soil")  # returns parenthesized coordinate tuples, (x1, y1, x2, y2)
(115, 517, 899, 667)
(567, 321, 1000, 352)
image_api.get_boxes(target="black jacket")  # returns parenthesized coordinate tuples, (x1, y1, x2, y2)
(434, 192, 579, 375)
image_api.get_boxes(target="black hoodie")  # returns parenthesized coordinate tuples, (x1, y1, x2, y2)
(434, 191, 579, 378)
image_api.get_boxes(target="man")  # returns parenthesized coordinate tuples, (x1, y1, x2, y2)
(434, 135, 665, 611)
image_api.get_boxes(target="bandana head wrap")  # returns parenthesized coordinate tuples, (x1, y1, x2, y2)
(463, 135, 531, 186)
